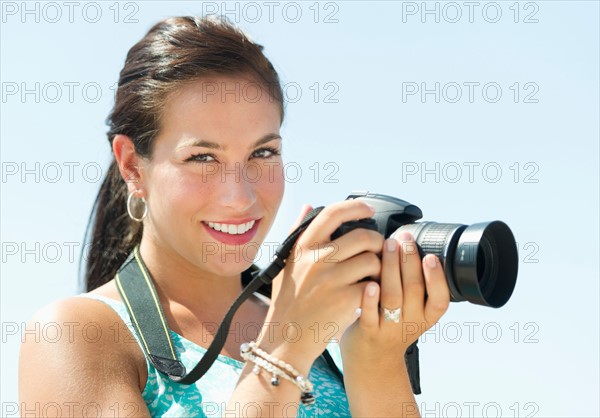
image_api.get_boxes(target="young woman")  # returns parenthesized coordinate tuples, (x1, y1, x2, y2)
(19, 16, 450, 417)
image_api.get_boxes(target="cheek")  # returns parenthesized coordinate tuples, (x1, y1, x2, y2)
(255, 161, 285, 205)
(149, 166, 215, 221)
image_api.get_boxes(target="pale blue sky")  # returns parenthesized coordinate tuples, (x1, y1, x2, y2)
(2, 1, 599, 416)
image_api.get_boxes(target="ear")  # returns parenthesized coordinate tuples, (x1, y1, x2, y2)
(112, 134, 146, 196)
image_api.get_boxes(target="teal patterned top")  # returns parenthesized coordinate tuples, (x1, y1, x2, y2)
(79, 293, 351, 417)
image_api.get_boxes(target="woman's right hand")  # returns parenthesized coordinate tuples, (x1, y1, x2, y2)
(257, 199, 385, 372)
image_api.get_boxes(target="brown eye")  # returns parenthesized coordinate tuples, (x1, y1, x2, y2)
(252, 147, 280, 159)
(186, 153, 216, 163)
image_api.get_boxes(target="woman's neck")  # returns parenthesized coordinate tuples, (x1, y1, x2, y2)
(138, 234, 246, 317)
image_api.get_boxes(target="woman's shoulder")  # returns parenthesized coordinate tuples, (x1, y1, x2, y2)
(19, 285, 150, 414)
(20, 281, 147, 390)
(27, 279, 124, 331)
(21, 285, 128, 354)
(28, 285, 118, 327)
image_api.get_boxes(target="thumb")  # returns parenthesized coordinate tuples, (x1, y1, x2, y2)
(288, 203, 314, 234)
(271, 204, 313, 301)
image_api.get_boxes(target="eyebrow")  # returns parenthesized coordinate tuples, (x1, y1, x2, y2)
(179, 133, 282, 150)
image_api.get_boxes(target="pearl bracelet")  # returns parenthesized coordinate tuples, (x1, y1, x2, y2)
(240, 341, 315, 406)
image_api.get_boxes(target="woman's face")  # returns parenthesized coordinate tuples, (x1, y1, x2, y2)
(140, 76, 285, 277)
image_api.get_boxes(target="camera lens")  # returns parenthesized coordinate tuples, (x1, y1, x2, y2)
(454, 221, 518, 308)
(476, 234, 497, 301)
(392, 220, 518, 308)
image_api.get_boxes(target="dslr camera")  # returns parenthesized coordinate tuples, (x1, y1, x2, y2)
(332, 192, 519, 308)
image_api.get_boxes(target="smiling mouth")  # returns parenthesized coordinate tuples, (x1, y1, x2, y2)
(203, 220, 256, 235)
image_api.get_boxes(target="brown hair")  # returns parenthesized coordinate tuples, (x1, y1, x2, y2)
(83, 16, 285, 291)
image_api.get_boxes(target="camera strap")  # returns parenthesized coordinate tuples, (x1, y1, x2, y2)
(115, 206, 421, 392)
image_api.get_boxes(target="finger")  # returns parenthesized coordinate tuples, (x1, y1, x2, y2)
(379, 238, 403, 326)
(395, 231, 425, 319)
(299, 200, 375, 246)
(289, 204, 314, 234)
(334, 282, 371, 333)
(326, 228, 384, 262)
(422, 254, 450, 327)
(358, 281, 380, 329)
(321, 252, 381, 286)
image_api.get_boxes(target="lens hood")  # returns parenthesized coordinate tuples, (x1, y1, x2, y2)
(453, 221, 519, 308)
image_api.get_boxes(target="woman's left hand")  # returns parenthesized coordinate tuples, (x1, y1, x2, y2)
(339, 231, 450, 370)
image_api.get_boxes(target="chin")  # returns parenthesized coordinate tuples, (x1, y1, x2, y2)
(202, 255, 256, 277)
(193, 225, 267, 276)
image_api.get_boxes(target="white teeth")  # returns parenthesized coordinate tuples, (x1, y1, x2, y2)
(206, 220, 255, 235)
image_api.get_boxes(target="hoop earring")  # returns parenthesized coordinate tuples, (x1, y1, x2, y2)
(127, 191, 147, 222)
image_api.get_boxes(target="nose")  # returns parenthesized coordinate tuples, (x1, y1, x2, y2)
(217, 163, 257, 212)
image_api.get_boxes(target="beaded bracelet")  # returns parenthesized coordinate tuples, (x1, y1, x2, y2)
(240, 341, 315, 406)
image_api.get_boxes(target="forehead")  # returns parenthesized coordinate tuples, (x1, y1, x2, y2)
(158, 75, 282, 146)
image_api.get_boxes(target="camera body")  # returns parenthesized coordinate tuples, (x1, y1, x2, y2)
(331, 191, 519, 308)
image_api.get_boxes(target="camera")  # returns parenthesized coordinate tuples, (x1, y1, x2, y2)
(331, 192, 519, 308)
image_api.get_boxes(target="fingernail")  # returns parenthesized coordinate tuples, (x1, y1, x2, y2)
(364, 203, 376, 214)
(386, 238, 397, 252)
(367, 283, 378, 297)
(397, 231, 413, 242)
(426, 254, 437, 269)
